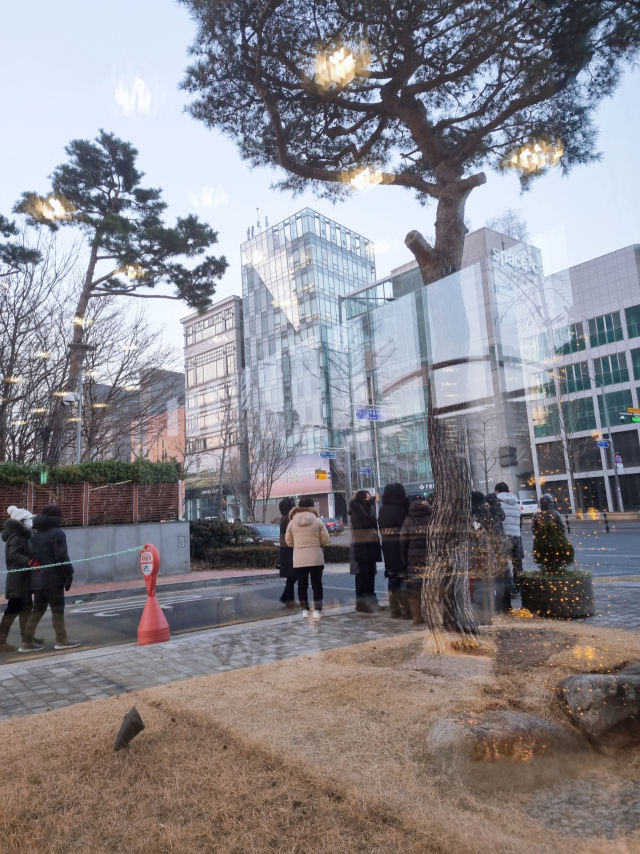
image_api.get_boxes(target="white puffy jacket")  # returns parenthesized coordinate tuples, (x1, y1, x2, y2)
(285, 506, 331, 568)
(496, 492, 522, 538)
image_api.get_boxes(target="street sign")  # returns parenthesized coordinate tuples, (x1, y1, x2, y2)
(314, 469, 327, 481)
(597, 440, 610, 449)
(627, 407, 640, 414)
(319, 450, 336, 459)
(616, 453, 624, 473)
(616, 454, 623, 464)
(633, 416, 640, 423)
(359, 467, 373, 475)
(355, 407, 387, 422)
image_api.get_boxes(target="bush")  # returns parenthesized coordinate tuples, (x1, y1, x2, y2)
(203, 546, 279, 569)
(0, 463, 42, 486)
(532, 522, 575, 575)
(0, 459, 178, 486)
(189, 519, 255, 559)
(324, 544, 350, 563)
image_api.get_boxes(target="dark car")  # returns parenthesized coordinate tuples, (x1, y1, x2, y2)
(245, 523, 281, 544)
(321, 517, 344, 535)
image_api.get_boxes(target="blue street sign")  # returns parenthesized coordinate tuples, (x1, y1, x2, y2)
(319, 450, 336, 459)
(597, 440, 610, 449)
(359, 467, 373, 475)
(355, 407, 387, 422)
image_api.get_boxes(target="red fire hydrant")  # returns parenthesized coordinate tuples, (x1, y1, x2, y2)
(137, 543, 170, 645)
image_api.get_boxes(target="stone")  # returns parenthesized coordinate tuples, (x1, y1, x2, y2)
(559, 666, 640, 754)
(427, 710, 589, 791)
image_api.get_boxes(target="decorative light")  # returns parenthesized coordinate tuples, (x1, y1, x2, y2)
(67, 417, 82, 423)
(92, 403, 108, 408)
(32, 408, 47, 413)
(52, 391, 67, 397)
(3, 376, 26, 384)
(122, 264, 145, 280)
(12, 420, 29, 426)
(73, 316, 94, 327)
(340, 166, 387, 190)
(84, 370, 95, 378)
(502, 137, 564, 175)
(22, 193, 76, 222)
(124, 385, 139, 392)
(35, 350, 50, 359)
(315, 42, 370, 91)
(122, 344, 138, 351)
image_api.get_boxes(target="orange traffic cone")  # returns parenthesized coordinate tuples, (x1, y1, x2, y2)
(138, 594, 170, 645)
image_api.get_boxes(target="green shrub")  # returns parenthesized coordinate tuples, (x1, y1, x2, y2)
(202, 546, 279, 569)
(324, 544, 350, 563)
(0, 459, 178, 486)
(189, 519, 255, 559)
(0, 463, 42, 486)
(532, 522, 575, 575)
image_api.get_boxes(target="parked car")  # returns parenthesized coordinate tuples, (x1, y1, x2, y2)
(245, 523, 281, 544)
(321, 517, 344, 535)
(519, 498, 539, 517)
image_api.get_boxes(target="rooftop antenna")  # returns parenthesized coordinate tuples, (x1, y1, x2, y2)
(246, 227, 251, 240)
(251, 226, 254, 238)
(257, 207, 261, 231)
(265, 215, 269, 228)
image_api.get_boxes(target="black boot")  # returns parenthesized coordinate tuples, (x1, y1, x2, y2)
(408, 590, 425, 625)
(388, 591, 402, 618)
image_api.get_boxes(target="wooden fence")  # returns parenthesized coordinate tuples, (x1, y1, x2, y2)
(0, 482, 180, 526)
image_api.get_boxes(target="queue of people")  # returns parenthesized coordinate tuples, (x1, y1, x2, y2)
(1, 504, 80, 653)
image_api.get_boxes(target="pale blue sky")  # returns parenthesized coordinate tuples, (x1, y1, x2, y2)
(2, 1, 639, 351)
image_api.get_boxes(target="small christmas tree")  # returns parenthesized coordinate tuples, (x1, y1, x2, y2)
(532, 522, 575, 575)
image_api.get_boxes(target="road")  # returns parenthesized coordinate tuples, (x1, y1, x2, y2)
(0, 523, 637, 663)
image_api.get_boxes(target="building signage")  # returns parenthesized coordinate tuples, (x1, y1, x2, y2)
(359, 467, 373, 475)
(356, 407, 387, 422)
(491, 247, 539, 274)
(270, 453, 332, 498)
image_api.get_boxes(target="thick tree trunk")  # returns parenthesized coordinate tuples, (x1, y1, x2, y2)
(406, 182, 482, 645)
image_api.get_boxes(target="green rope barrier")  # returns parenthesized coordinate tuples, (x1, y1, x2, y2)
(2, 545, 145, 574)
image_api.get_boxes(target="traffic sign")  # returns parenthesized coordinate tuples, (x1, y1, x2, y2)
(616, 454, 623, 464)
(356, 407, 387, 422)
(597, 440, 610, 449)
(627, 407, 640, 414)
(359, 467, 373, 475)
(319, 450, 336, 459)
(315, 469, 327, 480)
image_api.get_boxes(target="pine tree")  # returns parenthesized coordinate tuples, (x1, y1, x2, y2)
(533, 522, 575, 575)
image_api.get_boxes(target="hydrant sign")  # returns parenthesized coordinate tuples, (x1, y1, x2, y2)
(137, 543, 169, 646)
(140, 550, 154, 577)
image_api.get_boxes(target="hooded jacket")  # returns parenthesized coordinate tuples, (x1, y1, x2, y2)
(348, 498, 381, 568)
(378, 486, 409, 578)
(531, 494, 566, 534)
(400, 499, 432, 576)
(285, 506, 331, 568)
(496, 492, 522, 538)
(30, 514, 74, 590)
(278, 513, 295, 578)
(2, 518, 34, 601)
(485, 493, 506, 537)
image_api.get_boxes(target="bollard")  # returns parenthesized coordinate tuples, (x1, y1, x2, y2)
(114, 706, 145, 751)
(137, 543, 170, 645)
(565, 514, 571, 534)
(603, 511, 609, 534)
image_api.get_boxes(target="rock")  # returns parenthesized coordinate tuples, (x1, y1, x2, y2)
(559, 667, 640, 754)
(427, 710, 589, 791)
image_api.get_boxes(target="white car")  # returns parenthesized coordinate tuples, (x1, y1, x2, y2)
(519, 498, 539, 517)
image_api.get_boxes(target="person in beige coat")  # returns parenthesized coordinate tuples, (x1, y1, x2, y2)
(285, 496, 331, 617)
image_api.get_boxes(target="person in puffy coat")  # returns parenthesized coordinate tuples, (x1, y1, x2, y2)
(285, 496, 331, 617)
(21, 505, 80, 652)
(277, 498, 297, 607)
(0, 507, 41, 652)
(485, 492, 511, 612)
(378, 483, 411, 619)
(348, 491, 382, 613)
(399, 498, 431, 625)
(531, 493, 566, 534)
(495, 482, 524, 595)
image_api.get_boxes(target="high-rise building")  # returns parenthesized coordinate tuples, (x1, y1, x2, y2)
(240, 208, 375, 517)
(181, 295, 244, 519)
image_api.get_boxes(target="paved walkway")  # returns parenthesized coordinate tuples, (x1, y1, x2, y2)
(0, 607, 421, 720)
(586, 581, 640, 630)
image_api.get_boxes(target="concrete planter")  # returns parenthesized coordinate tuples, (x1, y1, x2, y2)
(520, 574, 595, 619)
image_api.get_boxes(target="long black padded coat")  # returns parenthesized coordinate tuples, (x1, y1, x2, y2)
(2, 518, 34, 602)
(399, 499, 432, 577)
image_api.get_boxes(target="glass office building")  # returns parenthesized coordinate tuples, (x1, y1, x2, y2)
(241, 208, 375, 515)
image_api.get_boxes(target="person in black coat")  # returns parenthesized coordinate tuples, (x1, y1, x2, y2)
(348, 491, 382, 613)
(0, 507, 41, 652)
(378, 483, 411, 619)
(277, 498, 297, 607)
(20, 505, 81, 653)
(399, 499, 432, 624)
(485, 492, 510, 612)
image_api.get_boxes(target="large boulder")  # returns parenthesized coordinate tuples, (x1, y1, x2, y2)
(427, 710, 588, 791)
(559, 665, 640, 754)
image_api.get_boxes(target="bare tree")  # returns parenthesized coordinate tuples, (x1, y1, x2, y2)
(485, 209, 530, 242)
(468, 406, 502, 492)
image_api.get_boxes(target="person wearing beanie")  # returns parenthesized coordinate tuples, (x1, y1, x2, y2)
(0, 507, 42, 653)
(20, 505, 81, 652)
(277, 497, 297, 607)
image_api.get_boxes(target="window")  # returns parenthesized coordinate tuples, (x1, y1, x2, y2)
(186, 381, 236, 411)
(554, 322, 586, 355)
(561, 397, 596, 433)
(588, 311, 623, 347)
(186, 403, 237, 434)
(187, 429, 238, 452)
(597, 389, 633, 425)
(532, 404, 559, 438)
(185, 307, 234, 346)
(186, 343, 236, 388)
(523, 332, 551, 364)
(529, 370, 555, 398)
(558, 362, 590, 394)
(593, 352, 629, 386)
(625, 305, 640, 339)
(632, 348, 640, 381)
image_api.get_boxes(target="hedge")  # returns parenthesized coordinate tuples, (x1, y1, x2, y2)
(0, 459, 179, 486)
(196, 542, 351, 569)
(190, 519, 255, 559)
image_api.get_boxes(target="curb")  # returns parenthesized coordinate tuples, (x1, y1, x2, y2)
(65, 572, 280, 605)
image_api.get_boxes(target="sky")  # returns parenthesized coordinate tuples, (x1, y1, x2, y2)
(2, 0, 640, 357)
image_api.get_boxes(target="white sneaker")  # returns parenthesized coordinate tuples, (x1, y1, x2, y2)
(311, 610, 323, 619)
(302, 609, 311, 617)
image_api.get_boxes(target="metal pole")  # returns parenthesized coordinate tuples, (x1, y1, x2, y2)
(372, 417, 382, 502)
(344, 434, 353, 506)
(76, 363, 83, 464)
(599, 386, 624, 512)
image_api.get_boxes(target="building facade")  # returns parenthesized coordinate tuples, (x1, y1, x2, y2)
(181, 295, 244, 520)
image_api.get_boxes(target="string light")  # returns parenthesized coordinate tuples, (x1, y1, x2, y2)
(3, 376, 26, 384)
(315, 42, 370, 91)
(502, 137, 564, 175)
(340, 165, 389, 191)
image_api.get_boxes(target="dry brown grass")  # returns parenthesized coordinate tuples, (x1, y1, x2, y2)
(1, 618, 640, 854)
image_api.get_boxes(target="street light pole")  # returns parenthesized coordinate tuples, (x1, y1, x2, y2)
(594, 377, 625, 512)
